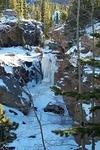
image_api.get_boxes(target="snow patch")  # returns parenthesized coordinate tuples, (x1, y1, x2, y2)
(82, 103, 92, 121)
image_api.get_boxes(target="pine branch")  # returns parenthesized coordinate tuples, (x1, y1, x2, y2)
(52, 125, 100, 137)
(90, 106, 100, 112)
(80, 59, 100, 67)
(96, 41, 100, 47)
(93, 74, 100, 79)
(90, 33, 100, 38)
(51, 86, 100, 100)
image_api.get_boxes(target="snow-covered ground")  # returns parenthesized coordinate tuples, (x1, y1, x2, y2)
(2, 48, 78, 150)
(86, 22, 100, 38)
(82, 103, 92, 121)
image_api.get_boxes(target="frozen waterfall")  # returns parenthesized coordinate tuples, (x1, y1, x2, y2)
(42, 53, 57, 84)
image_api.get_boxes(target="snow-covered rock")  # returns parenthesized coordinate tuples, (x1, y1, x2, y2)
(0, 46, 43, 114)
(0, 12, 44, 47)
(86, 22, 100, 35)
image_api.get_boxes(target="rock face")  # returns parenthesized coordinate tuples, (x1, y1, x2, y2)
(0, 63, 43, 114)
(0, 12, 43, 47)
(0, 63, 42, 114)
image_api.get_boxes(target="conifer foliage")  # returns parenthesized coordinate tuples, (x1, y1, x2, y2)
(0, 105, 18, 147)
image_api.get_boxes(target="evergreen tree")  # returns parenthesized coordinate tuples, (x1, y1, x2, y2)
(0, 0, 9, 13)
(16, 0, 23, 18)
(0, 105, 18, 147)
(23, 0, 28, 19)
(41, 0, 45, 23)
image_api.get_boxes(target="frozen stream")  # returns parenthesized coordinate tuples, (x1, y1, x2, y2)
(5, 52, 77, 150)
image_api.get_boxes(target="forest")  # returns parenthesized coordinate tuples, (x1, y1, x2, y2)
(0, 0, 100, 150)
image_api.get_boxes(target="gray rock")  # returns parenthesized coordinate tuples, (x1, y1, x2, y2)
(44, 102, 64, 115)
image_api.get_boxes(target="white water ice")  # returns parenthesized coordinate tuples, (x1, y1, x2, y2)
(5, 52, 78, 150)
(42, 53, 57, 84)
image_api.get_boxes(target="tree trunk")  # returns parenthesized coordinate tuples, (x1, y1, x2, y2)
(91, 0, 95, 149)
(41, 0, 45, 23)
(76, 0, 85, 149)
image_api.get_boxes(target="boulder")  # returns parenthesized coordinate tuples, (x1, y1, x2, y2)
(44, 102, 64, 115)
(7, 25, 23, 46)
(0, 14, 43, 47)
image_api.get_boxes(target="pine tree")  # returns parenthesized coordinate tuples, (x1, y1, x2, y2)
(41, 0, 45, 23)
(23, 0, 28, 19)
(0, 0, 9, 13)
(0, 104, 18, 147)
(16, 0, 23, 18)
